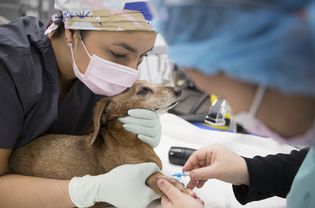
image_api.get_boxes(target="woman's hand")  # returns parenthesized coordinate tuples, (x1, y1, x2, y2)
(119, 109, 161, 148)
(69, 162, 160, 208)
(157, 178, 204, 208)
(183, 144, 250, 189)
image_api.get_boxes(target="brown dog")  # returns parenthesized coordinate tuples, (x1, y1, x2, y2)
(9, 80, 185, 207)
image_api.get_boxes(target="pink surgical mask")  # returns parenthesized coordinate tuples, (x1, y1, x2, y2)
(234, 86, 315, 146)
(68, 40, 139, 96)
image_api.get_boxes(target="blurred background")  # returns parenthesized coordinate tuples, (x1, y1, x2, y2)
(0, 0, 53, 22)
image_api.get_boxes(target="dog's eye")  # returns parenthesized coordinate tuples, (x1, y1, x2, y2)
(136, 86, 152, 96)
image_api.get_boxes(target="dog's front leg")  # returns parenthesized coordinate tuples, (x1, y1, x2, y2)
(90, 202, 112, 208)
(146, 172, 187, 195)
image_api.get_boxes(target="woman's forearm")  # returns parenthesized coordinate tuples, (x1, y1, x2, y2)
(232, 148, 309, 205)
(0, 174, 75, 208)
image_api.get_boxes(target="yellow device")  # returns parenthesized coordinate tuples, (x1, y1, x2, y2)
(203, 95, 234, 131)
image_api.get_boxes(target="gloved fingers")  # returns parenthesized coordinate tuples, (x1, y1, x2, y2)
(118, 116, 157, 127)
(128, 109, 159, 120)
(138, 162, 161, 176)
(109, 162, 160, 177)
(123, 124, 159, 138)
(138, 134, 160, 148)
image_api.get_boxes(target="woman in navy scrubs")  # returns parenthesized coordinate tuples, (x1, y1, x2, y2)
(0, 1, 162, 207)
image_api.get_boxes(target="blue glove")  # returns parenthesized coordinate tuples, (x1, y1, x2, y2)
(118, 109, 161, 148)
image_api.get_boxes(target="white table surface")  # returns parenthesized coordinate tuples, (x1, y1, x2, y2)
(148, 113, 296, 208)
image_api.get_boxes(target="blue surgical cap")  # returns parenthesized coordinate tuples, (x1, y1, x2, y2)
(152, 0, 315, 96)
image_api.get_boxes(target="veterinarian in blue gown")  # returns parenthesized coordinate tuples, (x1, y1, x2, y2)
(149, 0, 315, 208)
(0, 0, 162, 207)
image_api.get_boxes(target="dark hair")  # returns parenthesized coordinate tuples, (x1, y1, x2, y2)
(46, 10, 88, 40)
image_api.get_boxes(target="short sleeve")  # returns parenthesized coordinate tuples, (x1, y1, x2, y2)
(0, 62, 23, 149)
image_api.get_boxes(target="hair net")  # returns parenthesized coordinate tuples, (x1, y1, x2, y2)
(151, 0, 315, 96)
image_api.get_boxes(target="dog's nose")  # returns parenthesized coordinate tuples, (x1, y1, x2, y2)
(174, 87, 182, 97)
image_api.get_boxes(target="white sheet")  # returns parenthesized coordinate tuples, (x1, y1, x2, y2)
(149, 113, 296, 208)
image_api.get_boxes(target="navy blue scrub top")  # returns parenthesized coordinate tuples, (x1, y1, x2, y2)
(0, 16, 101, 149)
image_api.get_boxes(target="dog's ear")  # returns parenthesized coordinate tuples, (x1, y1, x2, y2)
(90, 98, 116, 145)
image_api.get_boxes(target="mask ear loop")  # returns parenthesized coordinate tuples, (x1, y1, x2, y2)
(77, 33, 92, 59)
(67, 41, 86, 76)
(67, 42, 77, 65)
(67, 32, 91, 70)
(248, 86, 266, 117)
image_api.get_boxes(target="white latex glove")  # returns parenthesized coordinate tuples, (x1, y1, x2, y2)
(118, 109, 161, 148)
(69, 162, 160, 208)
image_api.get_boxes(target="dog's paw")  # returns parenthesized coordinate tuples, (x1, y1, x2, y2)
(158, 175, 187, 193)
(146, 173, 193, 196)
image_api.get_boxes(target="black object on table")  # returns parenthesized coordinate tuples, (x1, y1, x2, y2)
(168, 146, 196, 166)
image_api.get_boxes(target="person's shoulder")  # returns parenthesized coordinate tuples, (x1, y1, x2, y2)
(0, 16, 53, 79)
(0, 17, 57, 106)
(0, 16, 48, 54)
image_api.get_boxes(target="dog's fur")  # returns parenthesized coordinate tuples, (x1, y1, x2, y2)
(8, 80, 184, 207)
